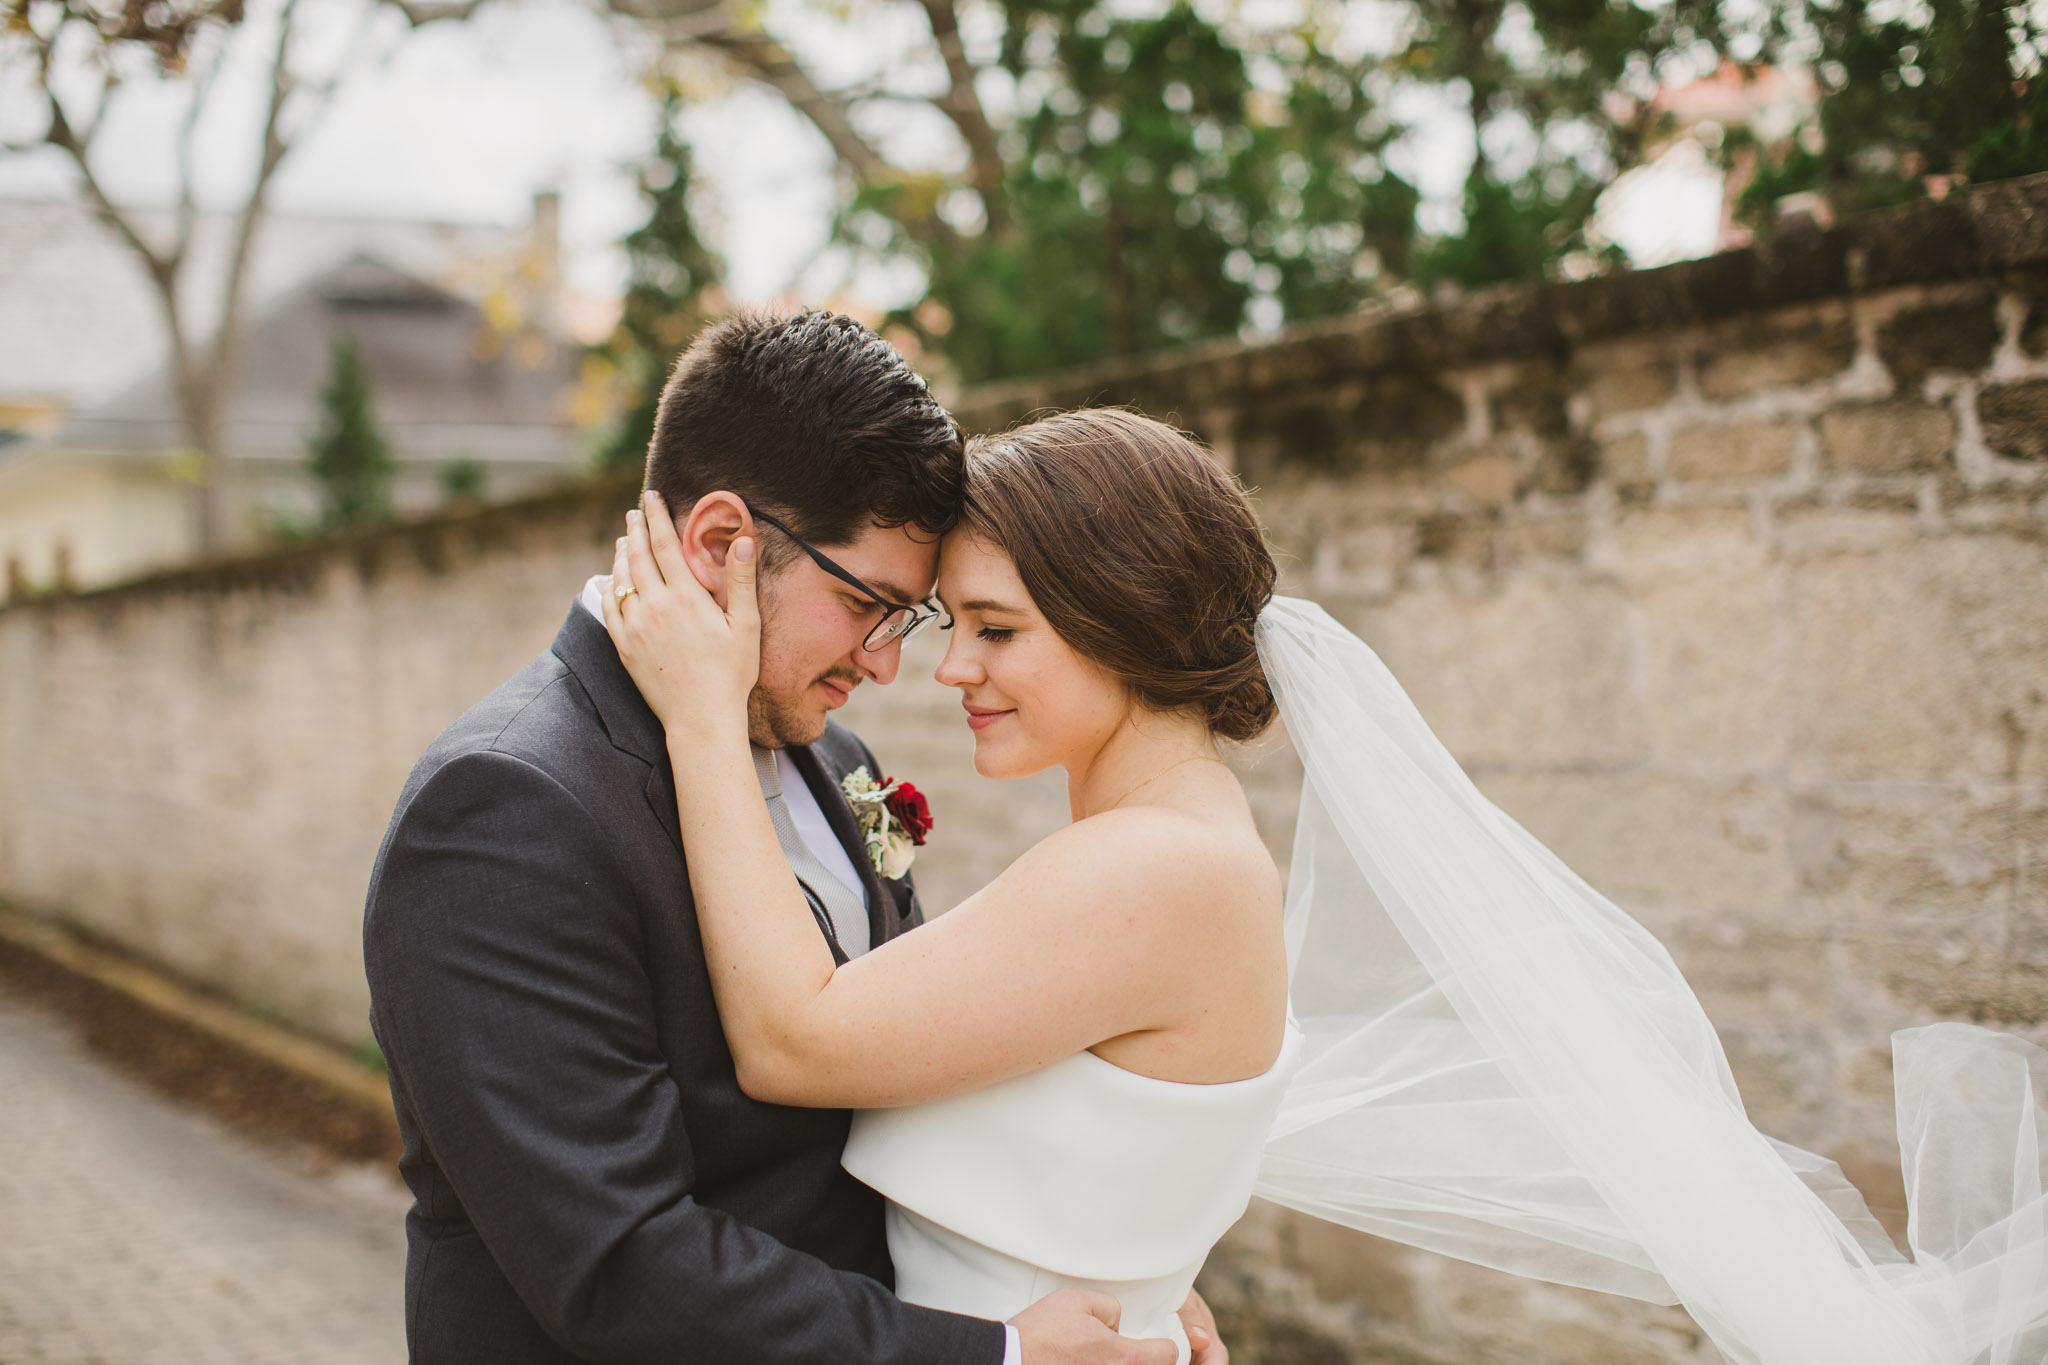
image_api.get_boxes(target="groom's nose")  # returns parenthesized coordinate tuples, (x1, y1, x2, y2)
(854, 636, 904, 686)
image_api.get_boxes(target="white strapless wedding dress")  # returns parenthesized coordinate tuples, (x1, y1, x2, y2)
(842, 1023, 1303, 1365)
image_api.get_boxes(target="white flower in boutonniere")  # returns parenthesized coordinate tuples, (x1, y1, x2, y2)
(839, 766, 934, 881)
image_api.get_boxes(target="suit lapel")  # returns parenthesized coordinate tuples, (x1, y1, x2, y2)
(551, 602, 684, 859)
(786, 742, 892, 949)
(639, 764, 685, 861)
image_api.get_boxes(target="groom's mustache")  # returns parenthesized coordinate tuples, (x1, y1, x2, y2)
(815, 669, 863, 692)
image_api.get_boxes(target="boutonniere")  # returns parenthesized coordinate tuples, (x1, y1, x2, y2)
(839, 766, 934, 881)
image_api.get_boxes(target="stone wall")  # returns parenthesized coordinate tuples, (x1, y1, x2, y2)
(0, 496, 632, 1047)
(942, 178, 2048, 1364)
(4, 175, 2047, 1364)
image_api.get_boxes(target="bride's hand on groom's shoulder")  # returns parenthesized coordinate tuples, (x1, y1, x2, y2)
(1009, 1288, 1181, 1365)
(603, 490, 760, 742)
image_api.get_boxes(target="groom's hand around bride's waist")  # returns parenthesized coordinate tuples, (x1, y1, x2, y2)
(1176, 1289, 1227, 1364)
(1009, 1289, 1184, 1365)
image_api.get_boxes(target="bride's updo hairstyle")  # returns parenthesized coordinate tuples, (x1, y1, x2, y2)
(961, 408, 1278, 742)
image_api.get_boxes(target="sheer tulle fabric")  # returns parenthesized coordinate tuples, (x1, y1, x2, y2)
(1252, 596, 2048, 1365)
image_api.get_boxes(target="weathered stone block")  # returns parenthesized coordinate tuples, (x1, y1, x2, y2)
(1260, 486, 1418, 596)
(1476, 773, 1793, 915)
(1609, 509, 1784, 772)
(1490, 362, 1571, 437)
(1533, 436, 1598, 495)
(1412, 513, 1496, 569)
(1818, 401, 1956, 474)
(1366, 580, 1644, 769)
(1978, 379, 2048, 462)
(2014, 270, 2048, 357)
(1445, 452, 1519, 506)
(1668, 420, 1801, 482)
(1944, 492, 2044, 532)
(1578, 356, 1677, 417)
(1346, 372, 1466, 470)
(1789, 784, 2022, 931)
(1773, 506, 1920, 559)
(1275, 1209, 1419, 1325)
(1718, 1023, 1838, 1135)
(1828, 1145, 1910, 1245)
(1876, 295, 2000, 384)
(1235, 400, 1345, 476)
(1849, 945, 2048, 1026)
(1789, 537, 2048, 779)
(1698, 321, 1855, 399)
(1599, 431, 1652, 484)
(2026, 801, 2048, 905)
(1508, 513, 1591, 561)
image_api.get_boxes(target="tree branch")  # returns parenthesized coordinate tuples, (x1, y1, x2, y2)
(42, 64, 176, 288)
(911, 0, 1005, 234)
(693, 25, 898, 184)
(381, 0, 487, 25)
(207, 0, 306, 389)
(171, 33, 232, 272)
(599, 0, 725, 41)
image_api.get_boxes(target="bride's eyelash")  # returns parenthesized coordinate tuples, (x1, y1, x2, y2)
(976, 627, 1015, 643)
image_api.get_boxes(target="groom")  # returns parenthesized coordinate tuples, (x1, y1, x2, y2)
(363, 311, 1212, 1365)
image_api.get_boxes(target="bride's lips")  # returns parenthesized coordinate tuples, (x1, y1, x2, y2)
(964, 704, 1012, 732)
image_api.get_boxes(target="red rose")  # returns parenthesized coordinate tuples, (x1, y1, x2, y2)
(885, 779, 934, 846)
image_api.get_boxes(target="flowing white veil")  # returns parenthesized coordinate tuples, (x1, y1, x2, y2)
(1251, 595, 2048, 1365)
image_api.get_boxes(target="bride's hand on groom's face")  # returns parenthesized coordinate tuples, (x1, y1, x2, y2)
(602, 491, 760, 742)
(1009, 1288, 1180, 1365)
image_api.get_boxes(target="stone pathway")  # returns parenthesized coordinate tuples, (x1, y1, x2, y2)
(0, 987, 409, 1365)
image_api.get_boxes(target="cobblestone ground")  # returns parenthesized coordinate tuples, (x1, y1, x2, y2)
(0, 987, 409, 1365)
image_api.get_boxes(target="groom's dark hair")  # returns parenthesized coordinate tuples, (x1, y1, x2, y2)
(644, 310, 964, 556)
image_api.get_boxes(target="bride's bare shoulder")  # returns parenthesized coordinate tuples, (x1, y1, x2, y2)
(1011, 804, 1279, 928)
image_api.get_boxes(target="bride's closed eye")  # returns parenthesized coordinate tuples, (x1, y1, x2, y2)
(975, 626, 1015, 643)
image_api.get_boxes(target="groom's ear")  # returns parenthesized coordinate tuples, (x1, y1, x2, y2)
(675, 491, 756, 611)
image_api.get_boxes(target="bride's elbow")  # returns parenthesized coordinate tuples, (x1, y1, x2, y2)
(730, 1041, 828, 1107)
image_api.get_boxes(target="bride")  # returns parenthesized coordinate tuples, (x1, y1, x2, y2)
(606, 408, 2048, 1365)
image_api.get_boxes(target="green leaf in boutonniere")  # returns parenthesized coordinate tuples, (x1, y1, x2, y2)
(840, 765, 920, 880)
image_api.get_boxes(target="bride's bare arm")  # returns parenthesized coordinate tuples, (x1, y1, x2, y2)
(606, 495, 1259, 1109)
(698, 779, 1235, 1108)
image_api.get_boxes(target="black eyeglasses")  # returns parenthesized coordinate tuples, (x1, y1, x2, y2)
(749, 509, 949, 653)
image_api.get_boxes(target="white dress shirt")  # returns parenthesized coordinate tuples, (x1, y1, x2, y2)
(582, 577, 1022, 1363)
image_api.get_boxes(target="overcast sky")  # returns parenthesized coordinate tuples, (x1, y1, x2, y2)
(0, 0, 1724, 334)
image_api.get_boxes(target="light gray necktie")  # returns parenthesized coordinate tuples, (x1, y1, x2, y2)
(752, 746, 871, 959)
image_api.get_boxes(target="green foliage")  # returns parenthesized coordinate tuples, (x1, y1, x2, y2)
(591, 80, 723, 475)
(841, 0, 1729, 385)
(839, 6, 1384, 384)
(354, 1036, 387, 1074)
(624, 0, 2038, 386)
(1399, 0, 1723, 291)
(440, 456, 486, 504)
(852, 6, 1406, 381)
(307, 333, 393, 529)
(1737, 0, 2048, 231)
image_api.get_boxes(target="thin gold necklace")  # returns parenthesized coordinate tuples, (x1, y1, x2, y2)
(1096, 754, 1229, 815)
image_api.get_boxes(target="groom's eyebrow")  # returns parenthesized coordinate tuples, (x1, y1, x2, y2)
(866, 577, 918, 603)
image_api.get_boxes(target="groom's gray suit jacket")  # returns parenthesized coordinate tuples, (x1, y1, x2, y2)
(362, 604, 1003, 1365)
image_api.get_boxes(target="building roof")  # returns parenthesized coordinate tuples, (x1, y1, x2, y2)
(21, 251, 581, 469)
(0, 196, 528, 415)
